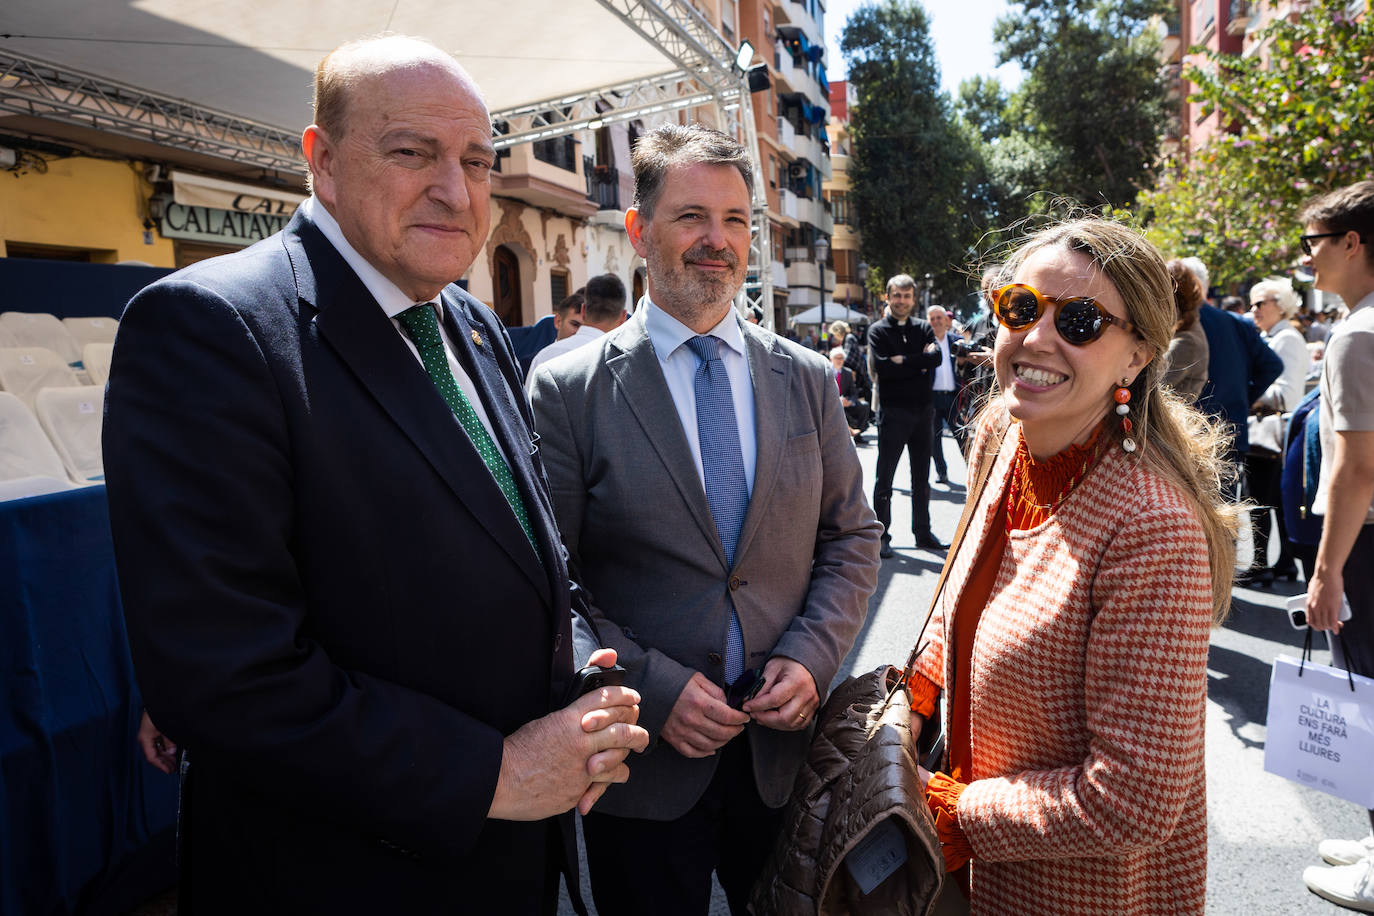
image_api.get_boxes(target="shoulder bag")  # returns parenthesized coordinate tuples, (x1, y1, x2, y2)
(749, 422, 1009, 916)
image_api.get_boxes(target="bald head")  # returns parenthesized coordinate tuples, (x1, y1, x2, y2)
(314, 35, 483, 140)
(301, 34, 496, 302)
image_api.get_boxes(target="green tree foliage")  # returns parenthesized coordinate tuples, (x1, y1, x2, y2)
(953, 75, 1053, 249)
(993, 0, 1172, 210)
(841, 0, 980, 299)
(1136, 0, 1374, 288)
(957, 76, 1011, 144)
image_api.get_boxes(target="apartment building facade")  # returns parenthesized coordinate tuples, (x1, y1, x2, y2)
(824, 80, 868, 322)
(740, 0, 835, 330)
(1166, 0, 1367, 153)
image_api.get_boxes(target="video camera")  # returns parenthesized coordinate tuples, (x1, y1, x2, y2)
(950, 336, 993, 359)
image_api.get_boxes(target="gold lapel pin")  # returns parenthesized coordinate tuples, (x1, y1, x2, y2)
(471, 329, 483, 347)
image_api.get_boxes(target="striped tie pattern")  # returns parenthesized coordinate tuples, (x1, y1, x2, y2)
(396, 304, 538, 554)
(685, 334, 748, 684)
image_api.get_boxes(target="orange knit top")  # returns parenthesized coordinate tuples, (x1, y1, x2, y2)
(916, 424, 1107, 872)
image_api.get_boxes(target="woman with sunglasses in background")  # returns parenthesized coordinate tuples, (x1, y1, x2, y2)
(1239, 277, 1309, 588)
(904, 218, 1240, 914)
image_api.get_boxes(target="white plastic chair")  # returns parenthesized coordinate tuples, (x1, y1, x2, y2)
(0, 312, 82, 365)
(0, 391, 69, 484)
(35, 385, 106, 482)
(83, 343, 115, 386)
(62, 316, 120, 350)
(0, 347, 81, 410)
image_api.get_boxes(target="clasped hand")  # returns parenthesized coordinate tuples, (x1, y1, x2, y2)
(661, 657, 819, 759)
(489, 649, 648, 820)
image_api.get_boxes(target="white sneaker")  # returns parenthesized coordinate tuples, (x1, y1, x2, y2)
(1322, 836, 1374, 867)
(1304, 856, 1374, 912)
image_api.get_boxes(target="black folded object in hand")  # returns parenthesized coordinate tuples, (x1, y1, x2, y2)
(567, 663, 627, 704)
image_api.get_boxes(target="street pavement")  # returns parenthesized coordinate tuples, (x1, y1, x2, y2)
(561, 429, 1365, 915)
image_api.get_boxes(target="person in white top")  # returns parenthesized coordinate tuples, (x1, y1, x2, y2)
(926, 305, 962, 484)
(1242, 277, 1308, 586)
(1249, 277, 1308, 413)
(525, 274, 627, 390)
(1295, 180, 1374, 912)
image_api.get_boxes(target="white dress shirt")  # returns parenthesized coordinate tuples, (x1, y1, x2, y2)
(304, 197, 505, 456)
(932, 333, 956, 392)
(640, 297, 757, 497)
(525, 324, 606, 393)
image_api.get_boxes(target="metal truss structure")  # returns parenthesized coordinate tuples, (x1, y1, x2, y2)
(488, 0, 773, 320)
(0, 0, 774, 318)
(0, 50, 300, 173)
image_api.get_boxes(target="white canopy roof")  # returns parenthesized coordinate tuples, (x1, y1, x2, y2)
(1, 0, 694, 132)
(789, 304, 870, 326)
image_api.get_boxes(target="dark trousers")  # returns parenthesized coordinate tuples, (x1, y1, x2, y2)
(1328, 524, 1374, 829)
(844, 400, 871, 436)
(581, 734, 784, 916)
(931, 389, 960, 479)
(874, 403, 935, 540)
(1245, 450, 1293, 571)
(1331, 523, 1374, 682)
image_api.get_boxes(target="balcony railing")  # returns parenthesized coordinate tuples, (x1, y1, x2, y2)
(1227, 0, 1251, 35)
(584, 156, 621, 210)
(780, 187, 799, 221)
(777, 115, 796, 149)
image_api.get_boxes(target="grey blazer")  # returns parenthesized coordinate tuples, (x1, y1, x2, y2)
(529, 311, 881, 819)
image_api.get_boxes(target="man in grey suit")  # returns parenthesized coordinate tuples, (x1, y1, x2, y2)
(529, 124, 881, 916)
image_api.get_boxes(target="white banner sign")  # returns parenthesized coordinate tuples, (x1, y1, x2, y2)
(171, 170, 304, 216)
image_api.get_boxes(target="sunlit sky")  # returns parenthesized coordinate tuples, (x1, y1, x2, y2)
(823, 0, 1026, 95)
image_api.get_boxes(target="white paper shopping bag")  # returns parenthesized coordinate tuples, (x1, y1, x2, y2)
(1263, 654, 1374, 807)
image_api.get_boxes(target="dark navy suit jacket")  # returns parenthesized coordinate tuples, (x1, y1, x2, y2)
(104, 209, 583, 914)
(1196, 305, 1284, 456)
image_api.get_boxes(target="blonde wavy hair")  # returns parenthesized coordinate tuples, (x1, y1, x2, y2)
(977, 218, 1241, 622)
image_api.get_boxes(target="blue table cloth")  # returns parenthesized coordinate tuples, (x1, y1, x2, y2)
(1, 486, 177, 915)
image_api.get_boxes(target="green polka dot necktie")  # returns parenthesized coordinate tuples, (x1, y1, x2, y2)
(396, 303, 538, 554)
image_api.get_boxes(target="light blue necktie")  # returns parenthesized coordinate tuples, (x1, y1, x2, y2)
(686, 335, 748, 684)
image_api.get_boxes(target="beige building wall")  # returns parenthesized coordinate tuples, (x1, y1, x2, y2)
(466, 198, 589, 325)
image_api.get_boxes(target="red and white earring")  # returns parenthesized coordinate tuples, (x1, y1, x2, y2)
(1114, 378, 1136, 453)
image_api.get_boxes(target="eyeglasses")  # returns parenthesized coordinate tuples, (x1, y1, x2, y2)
(992, 283, 1140, 346)
(1299, 231, 1348, 256)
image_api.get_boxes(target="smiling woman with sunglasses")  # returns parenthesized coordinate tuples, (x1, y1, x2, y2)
(902, 218, 1241, 915)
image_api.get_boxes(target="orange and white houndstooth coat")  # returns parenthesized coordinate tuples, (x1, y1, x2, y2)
(913, 415, 1214, 915)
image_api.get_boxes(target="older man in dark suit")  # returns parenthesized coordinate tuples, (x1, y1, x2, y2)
(529, 124, 881, 916)
(829, 345, 870, 438)
(102, 36, 645, 916)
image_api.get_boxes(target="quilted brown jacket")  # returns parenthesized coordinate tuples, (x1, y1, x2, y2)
(749, 667, 944, 915)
